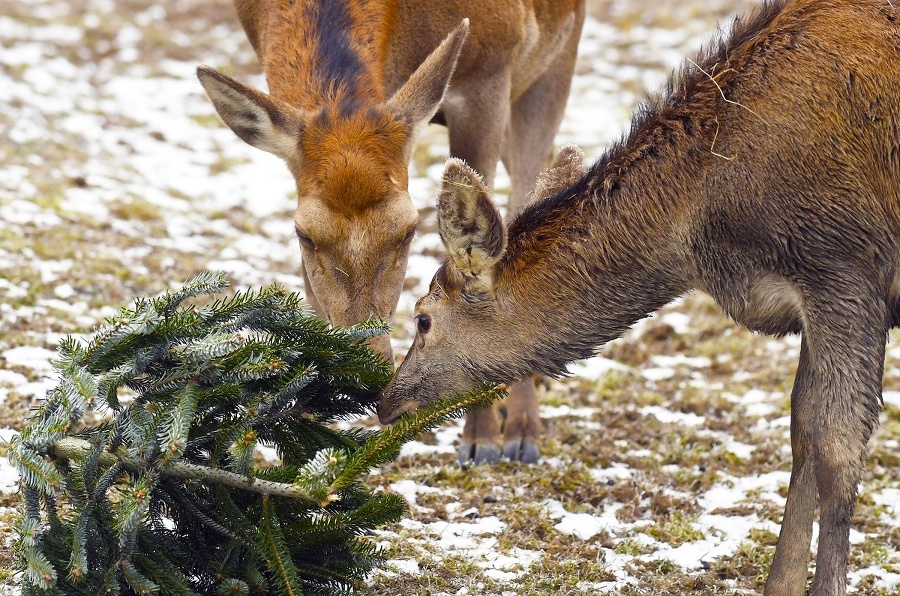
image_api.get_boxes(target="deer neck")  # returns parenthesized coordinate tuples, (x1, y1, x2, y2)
(492, 143, 702, 378)
(259, 0, 395, 110)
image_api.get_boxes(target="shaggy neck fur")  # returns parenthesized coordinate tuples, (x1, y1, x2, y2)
(261, 0, 396, 111)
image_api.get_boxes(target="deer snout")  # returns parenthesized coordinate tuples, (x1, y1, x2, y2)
(377, 376, 420, 425)
(376, 394, 398, 425)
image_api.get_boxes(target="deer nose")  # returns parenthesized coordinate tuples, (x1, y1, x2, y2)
(377, 377, 418, 425)
(376, 390, 397, 425)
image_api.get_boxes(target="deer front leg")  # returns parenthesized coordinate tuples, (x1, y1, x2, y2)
(458, 405, 503, 465)
(501, 15, 582, 213)
(443, 73, 511, 192)
(501, 377, 542, 463)
(807, 301, 884, 596)
(765, 335, 817, 596)
(444, 73, 515, 466)
(768, 290, 886, 596)
(457, 379, 542, 465)
(490, 49, 581, 466)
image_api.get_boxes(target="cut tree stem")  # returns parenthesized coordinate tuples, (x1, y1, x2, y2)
(52, 437, 329, 503)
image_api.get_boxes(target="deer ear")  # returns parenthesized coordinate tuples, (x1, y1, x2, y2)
(386, 19, 468, 130)
(532, 144, 588, 200)
(438, 158, 506, 280)
(197, 65, 306, 163)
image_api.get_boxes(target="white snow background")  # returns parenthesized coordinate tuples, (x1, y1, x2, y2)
(2, 0, 900, 593)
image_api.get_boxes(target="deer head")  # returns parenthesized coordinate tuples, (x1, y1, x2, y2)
(196, 20, 470, 361)
(379, 145, 587, 423)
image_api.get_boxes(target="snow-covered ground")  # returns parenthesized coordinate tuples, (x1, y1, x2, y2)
(3, 0, 900, 593)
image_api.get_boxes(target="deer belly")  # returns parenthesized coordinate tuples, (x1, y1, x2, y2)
(719, 274, 804, 335)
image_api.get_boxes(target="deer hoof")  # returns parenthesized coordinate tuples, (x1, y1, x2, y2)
(503, 439, 540, 464)
(457, 442, 501, 465)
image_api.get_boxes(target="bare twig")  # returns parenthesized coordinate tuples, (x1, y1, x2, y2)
(444, 179, 477, 190)
(53, 437, 331, 504)
(687, 58, 767, 125)
(710, 117, 735, 161)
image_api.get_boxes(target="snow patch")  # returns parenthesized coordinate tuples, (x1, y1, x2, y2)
(545, 499, 622, 540)
(2, 346, 57, 371)
(0, 428, 21, 493)
(639, 405, 705, 427)
(568, 356, 627, 379)
(389, 479, 454, 512)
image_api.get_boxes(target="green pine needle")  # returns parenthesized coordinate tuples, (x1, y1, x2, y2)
(159, 270, 230, 316)
(8, 441, 63, 495)
(8, 271, 469, 595)
(258, 498, 304, 596)
(20, 542, 58, 590)
(116, 476, 156, 556)
(218, 578, 251, 595)
(328, 384, 505, 495)
(120, 559, 160, 595)
(158, 384, 198, 465)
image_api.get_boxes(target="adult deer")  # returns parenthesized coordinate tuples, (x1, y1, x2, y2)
(380, 0, 900, 593)
(196, 0, 585, 464)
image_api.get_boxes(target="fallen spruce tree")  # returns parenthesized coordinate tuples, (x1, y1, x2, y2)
(8, 271, 501, 595)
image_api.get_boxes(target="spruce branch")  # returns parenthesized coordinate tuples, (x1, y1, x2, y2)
(52, 437, 323, 502)
(258, 498, 304, 596)
(20, 542, 57, 590)
(67, 505, 92, 583)
(157, 383, 198, 465)
(120, 559, 159, 595)
(7, 440, 62, 494)
(158, 484, 237, 541)
(328, 384, 505, 496)
(10, 271, 475, 594)
(116, 475, 156, 555)
(219, 578, 251, 595)
(158, 270, 229, 316)
(133, 552, 195, 596)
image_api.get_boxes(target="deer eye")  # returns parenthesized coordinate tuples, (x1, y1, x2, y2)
(295, 229, 315, 251)
(415, 313, 431, 335)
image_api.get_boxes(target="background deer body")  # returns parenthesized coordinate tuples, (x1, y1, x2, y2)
(382, 0, 900, 593)
(198, 0, 585, 464)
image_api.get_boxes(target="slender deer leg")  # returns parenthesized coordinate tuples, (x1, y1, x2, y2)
(445, 73, 514, 465)
(444, 73, 511, 192)
(765, 335, 817, 596)
(810, 302, 888, 596)
(494, 32, 581, 462)
(501, 377, 542, 463)
(458, 406, 503, 465)
(781, 290, 885, 596)
(501, 21, 582, 214)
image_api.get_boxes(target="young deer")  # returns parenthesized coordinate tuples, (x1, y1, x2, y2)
(196, 0, 586, 464)
(380, 0, 900, 593)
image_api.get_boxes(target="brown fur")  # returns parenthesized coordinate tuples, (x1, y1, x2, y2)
(198, 0, 586, 464)
(382, 0, 900, 593)
(236, 0, 394, 107)
(298, 107, 409, 214)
